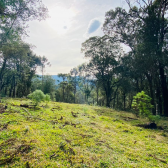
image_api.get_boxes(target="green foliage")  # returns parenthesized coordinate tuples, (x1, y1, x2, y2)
(28, 90, 51, 106)
(81, 36, 122, 107)
(148, 115, 160, 124)
(0, 42, 42, 98)
(0, 0, 48, 99)
(45, 94, 51, 105)
(99, 161, 109, 168)
(28, 90, 46, 106)
(0, 0, 48, 45)
(102, 1, 168, 115)
(31, 75, 56, 101)
(132, 91, 155, 122)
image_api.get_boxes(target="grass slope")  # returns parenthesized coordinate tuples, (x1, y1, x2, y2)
(0, 99, 168, 168)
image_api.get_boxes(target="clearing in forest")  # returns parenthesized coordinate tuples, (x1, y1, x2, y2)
(0, 98, 168, 167)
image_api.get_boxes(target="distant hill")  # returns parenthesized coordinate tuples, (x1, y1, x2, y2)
(52, 75, 63, 84)
(37, 75, 64, 84)
(37, 75, 82, 85)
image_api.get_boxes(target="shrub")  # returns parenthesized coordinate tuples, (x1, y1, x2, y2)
(132, 91, 157, 123)
(28, 90, 46, 106)
(45, 94, 51, 105)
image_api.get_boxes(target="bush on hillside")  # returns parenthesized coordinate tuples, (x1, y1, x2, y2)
(28, 90, 48, 106)
(132, 91, 159, 123)
(45, 94, 51, 105)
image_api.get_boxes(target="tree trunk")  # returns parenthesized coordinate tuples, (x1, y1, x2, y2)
(145, 73, 155, 114)
(113, 96, 116, 108)
(106, 93, 111, 107)
(4, 87, 7, 96)
(123, 92, 126, 110)
(12, 76, 16, 97)
(63, 87, 65, 102)
(0, 58, 7, 92)
(9, 86, 12, 97)
(136, 78, 140, 92)
(159, 67, 168, 116)
(96, 85, 99, 105)
(156, 82, 162, 115)
(74, 86, 76, 103)
(117, 94, 119, 109)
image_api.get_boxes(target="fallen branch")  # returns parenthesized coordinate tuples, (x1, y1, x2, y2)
(50, 153, 56, 160)
(22, 108, 31, 115)
(121, 116, 138, 120)
(149, 154, 167, 164)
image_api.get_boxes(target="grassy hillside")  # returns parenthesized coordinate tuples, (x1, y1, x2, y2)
(0, 99, 168, 168)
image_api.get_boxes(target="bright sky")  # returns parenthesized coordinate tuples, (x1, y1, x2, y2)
(25, 0, 127, 75)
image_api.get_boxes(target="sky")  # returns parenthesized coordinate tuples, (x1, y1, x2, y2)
(24, 0, 127, 75)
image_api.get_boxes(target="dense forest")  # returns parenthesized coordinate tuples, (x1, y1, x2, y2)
(1, 0, 168, 117)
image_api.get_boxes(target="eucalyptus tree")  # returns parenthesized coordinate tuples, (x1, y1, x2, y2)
(74, 64, 95, 104)
(39, 75, 56, 100)
(82, 36, 123, 107)
(15, 49, 41, 97)
(57, 73, 68, 102)
(69, 67, 79, 103)
(39, 56, 51, 92)
(0, 41, 42, 97)
(0, 0, 49, 98)
(103, 0, 168, 115)
(0, 41, 27, 94)
(0, 0, 48, 45)
(64, 82, 74, 103)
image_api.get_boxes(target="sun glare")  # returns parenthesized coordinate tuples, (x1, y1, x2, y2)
(47, 6, 76, 35)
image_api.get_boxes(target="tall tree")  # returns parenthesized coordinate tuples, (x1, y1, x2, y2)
(69, 67, 81, 103)
(57, 73, 68, 102)
(39, 56, 51, 92)
(0, 41, 41, 97)
(82, 36, 123, 107)
(0, 0, 48, 45)
(103, 0, 168, 115)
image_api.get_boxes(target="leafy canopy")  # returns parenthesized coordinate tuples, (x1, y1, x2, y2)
(28, 90, 50, 106)
(132, 91, 159, 123)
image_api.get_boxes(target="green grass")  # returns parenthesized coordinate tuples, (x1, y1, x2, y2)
(0, 98, 168, 167)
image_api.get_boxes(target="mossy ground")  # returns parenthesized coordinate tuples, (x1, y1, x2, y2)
(0, 98, 168, 168)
